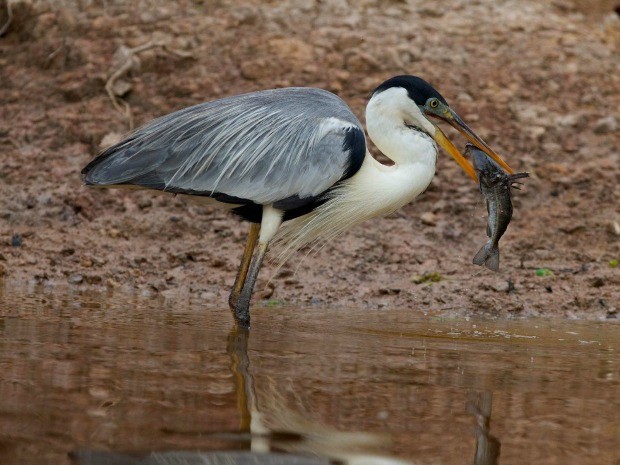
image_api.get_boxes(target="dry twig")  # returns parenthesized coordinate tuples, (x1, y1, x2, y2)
(0, 0, 13, 37)
(105, 40, 194, 129)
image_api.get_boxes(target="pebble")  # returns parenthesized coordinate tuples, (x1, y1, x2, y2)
(69, 274, 84, 284)
(593, 116, 617, 134)
(420, 212, 438, 226)
(491, 281, 510, 293)
(609, 221, 620, 236)
(106, 278, 121, 288)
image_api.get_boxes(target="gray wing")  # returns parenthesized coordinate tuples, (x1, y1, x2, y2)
(82, 88, 366, 205)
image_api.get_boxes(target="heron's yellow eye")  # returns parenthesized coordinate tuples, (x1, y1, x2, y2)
(429, 98, 439, 108)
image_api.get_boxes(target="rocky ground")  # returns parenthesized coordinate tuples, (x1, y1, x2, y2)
(0, 0, 618, 319)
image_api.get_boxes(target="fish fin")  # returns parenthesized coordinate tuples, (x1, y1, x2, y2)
(508, 172, 529, 188)
(473, 246, 488, 266)
(472, 244, 500, 271)
(508, 172, 529, 181)
(486, 249, 500, 271)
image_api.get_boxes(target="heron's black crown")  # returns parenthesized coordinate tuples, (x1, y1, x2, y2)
(372, 75, 448, 106)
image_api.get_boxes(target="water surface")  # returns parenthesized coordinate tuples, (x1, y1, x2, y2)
(0, 285, 618, 465)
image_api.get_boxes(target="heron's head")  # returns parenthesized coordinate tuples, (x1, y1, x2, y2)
(370, 75, 512, 181)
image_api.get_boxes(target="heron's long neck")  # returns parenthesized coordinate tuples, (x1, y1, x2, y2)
(271, 107, 437, 266)
(357, 100, 437, 213)
(365, 97, 437, 169)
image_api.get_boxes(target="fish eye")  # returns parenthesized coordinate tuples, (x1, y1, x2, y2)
(429, 98, 439, 109)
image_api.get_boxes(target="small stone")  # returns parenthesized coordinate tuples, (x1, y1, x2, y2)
(527, 125, 547, 140)
(92, 256, 107, 266)
(457, 92, 473, 103)
(69, 274, 84, 284)
(420, 212, 437, 226)
(491, 281, 510, 293)
(593, 116, 617, 134)
(608, 221, 620, 236)
(106, 278, 121, 288)
(108, 228, 121, 238)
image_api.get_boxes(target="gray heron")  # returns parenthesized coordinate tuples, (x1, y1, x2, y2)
(82, 75, 512, 327)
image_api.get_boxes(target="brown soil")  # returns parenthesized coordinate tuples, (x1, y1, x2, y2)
(0, 0, 618, 319)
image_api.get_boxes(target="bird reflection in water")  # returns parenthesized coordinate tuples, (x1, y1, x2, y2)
(71, 328, 503, 465)
(467, 392, 501, 465)
(71, 326, 410, 465)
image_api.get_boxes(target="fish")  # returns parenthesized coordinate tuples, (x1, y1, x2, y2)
(467, 143, 529, 271)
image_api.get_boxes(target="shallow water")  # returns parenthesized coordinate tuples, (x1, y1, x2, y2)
(0, 285, 618, 465)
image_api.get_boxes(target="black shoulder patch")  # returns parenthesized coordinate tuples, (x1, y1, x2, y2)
(371, 75, 448, 106)
(341, 126, 366, 180)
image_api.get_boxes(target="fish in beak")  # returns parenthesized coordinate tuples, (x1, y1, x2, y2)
(423, 98, 514, 182)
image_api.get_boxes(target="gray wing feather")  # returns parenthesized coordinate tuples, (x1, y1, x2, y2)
(83, 88, 365, 204)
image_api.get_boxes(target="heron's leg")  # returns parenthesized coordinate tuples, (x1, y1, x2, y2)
(234, 205, 283, 328)
(229, 223, 260, 314)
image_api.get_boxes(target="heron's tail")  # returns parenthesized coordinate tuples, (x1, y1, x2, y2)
(472, 242, 500, 272)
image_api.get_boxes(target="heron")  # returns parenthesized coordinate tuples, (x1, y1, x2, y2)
(82, 75, 512, 327)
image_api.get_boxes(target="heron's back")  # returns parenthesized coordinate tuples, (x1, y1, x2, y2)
(82, 88, 365, 213)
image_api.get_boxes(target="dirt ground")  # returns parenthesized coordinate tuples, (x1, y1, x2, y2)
(0, 0, 618, 319)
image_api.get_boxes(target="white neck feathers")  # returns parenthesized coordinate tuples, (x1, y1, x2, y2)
(271, 88, 438, 267)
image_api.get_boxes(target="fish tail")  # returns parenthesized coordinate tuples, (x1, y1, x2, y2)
(473, 243, 500, 271)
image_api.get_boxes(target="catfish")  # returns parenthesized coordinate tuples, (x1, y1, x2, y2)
(467, 144, 528, 271)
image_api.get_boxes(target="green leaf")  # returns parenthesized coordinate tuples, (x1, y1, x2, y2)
(535, 268, 554, 277)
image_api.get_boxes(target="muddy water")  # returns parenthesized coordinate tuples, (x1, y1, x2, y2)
(0, 286, 618, 465)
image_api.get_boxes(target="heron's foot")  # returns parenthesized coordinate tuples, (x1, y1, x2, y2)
(234, 296, 251, 329)
(234, 304, 250, 329)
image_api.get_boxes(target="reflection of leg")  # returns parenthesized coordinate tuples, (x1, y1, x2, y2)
(234, 205, 282, 328)
(468, 392, 501, 465)
(227, 325, 252, 431)
(229, 223, 260, 315)
(227, 325, 269, 453)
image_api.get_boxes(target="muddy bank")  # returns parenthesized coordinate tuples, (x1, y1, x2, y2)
(0, 0, 618, 319)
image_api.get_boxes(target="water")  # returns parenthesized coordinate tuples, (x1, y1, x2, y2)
(0, 285, 618, 465)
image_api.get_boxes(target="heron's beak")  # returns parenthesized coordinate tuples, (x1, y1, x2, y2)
(425, 102, 514, 182)
(433, 127, 478, 182)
